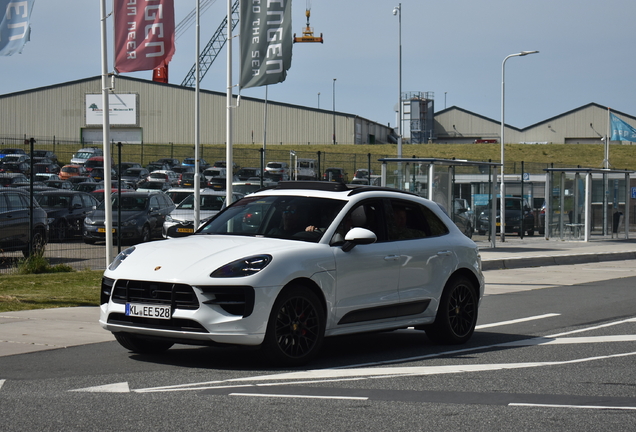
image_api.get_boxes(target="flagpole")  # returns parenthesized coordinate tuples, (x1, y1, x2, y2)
(100, 0, 113, 266)
(194, 0, 201, 230)
(226, 0, 234, 204)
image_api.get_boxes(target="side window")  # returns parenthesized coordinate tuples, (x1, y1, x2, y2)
(0, 195, 8, 213)
(6, 193, 25, 210)
(150, 196, 160, 209)
(387, 199, 450, 241)
(330, 199, 385, 245)
(72, 195, 83, 208)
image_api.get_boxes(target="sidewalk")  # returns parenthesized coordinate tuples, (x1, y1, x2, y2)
(477, 236, 636, 271)
(1, 237, 636, 358)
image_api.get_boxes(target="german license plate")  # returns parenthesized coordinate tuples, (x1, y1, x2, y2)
(125, 303, 171, 320)
(97, 228, 116, 233)
(176, 228, 194, 233)
(495, 222, 501, 227)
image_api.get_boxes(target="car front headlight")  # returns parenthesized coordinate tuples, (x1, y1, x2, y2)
(120, 218, 138, 227)
(108, 246, 136, 271)
(210, 255, 272, 278)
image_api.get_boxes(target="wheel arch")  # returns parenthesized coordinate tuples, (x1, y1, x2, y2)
(279, 277, 327, 317)
(448, 267, 482, 298)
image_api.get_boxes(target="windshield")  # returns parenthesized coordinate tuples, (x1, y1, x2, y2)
(35, 194, 71, 208)
(199, 195, 346, 242)
(98, 195, 149, 211)
(177, 194, 225, 211)
(74, 152, 94, 159)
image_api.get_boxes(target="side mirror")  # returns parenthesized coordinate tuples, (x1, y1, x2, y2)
(342, 227, 377, 252)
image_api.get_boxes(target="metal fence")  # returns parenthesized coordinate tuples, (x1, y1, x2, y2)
(2, 135, 626, 274)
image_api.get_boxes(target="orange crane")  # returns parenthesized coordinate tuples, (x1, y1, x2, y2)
(294, 1, 323, 43)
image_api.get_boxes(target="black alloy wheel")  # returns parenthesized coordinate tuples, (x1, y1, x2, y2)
(263, 286, 325, 366)
(426, 275, 478, 344)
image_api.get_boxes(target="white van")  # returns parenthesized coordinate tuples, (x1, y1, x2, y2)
(295, 158, 317, 180)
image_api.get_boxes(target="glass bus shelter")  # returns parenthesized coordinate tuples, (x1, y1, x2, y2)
(378, 158, 501, 247)
(544, 168, 633, 241)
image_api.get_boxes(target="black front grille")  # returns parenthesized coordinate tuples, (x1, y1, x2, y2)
(111, 279, 199, 310)
(107, 313, 207, 332)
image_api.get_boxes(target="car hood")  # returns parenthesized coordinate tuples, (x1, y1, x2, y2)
(168, 209, 218, 223)
(89, 209, 148, 222)
(104, 234, 335, 285)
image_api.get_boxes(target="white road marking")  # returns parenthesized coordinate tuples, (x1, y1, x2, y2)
(476, 313, 560, 329)
(69, 316, 636, 394)
(71, 382, 130, 393)
(510, 403, 636, 411)
(0, 379, 5, 391)
(229, 393, 368, 401)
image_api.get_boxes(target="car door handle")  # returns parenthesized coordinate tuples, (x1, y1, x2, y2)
(437, 251, 453, 256)
(384, 255, 400, 261)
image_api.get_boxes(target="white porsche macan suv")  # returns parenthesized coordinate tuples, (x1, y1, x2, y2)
(100, 181, 484, 366)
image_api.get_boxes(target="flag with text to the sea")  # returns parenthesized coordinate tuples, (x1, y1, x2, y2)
(0, 0, 35, 56)
(610, 113, 636, 143)
(114, 0, 175, 73)
(239, 0, 293, 89)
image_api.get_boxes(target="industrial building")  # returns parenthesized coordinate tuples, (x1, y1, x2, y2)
(1, 75, 636, 147)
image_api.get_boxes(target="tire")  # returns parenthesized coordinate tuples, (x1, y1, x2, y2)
(140, 225, 151, 243)
(464, 223, 473, 239)
(22, 229, 47, 258)
(53, 220, 68, 241)
(262, 286, 325, 366)
(114, 332, 174, 354)
(527, 229, 535, 236)
(425, 275, 478, 345)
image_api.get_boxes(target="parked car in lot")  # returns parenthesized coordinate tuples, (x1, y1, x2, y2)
(179, 171, 207, 188)
(59, 164, 88, 180)
(323, 167, 347, 183)
(0, 173, 29, 187)
(33, 161, 61, 175)
(70, 147, 102, 166)
(166, 188, 200, 206)
(31, 150, 58, 165)
(100, 181, 484, 366)
(265, 161, 289, 180)
(147, 170, 179, 186)
(136, 180, 171, 193)
(0, 160, 30, 175)
(115, 162, 142, 176)
(145, 162, 171, 172)
(85, 156, 115, 173)
(232, 180, 277, 196)
(162, 190, 243, 238)
(155, 158, 180, 169)
(43, 179, 75, 190)
(119, 167, 150, 188)
(0, 188, 48, 257)
(34, 190, 99, 240)
(181, 157, 209, 172)
(451, 198, 474, 239)
(0, 148, 27, 161)
(477, 197, 535, 236)
(83, 192, 175, 244)
(235, 167, 261, 181)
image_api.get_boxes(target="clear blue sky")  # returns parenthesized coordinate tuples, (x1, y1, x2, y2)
(2, 0, 635, 129)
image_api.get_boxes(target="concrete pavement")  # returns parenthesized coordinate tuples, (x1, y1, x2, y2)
(1, 237, 636, 358)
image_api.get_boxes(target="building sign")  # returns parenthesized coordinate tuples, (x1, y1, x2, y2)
(85, 94, 138, 126)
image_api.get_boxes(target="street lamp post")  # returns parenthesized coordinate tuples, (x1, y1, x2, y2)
(332, 78, 336, 145)
(393, 3, 402, 158)
(317, 92, 320, 109)
(500, 50, 538, 242)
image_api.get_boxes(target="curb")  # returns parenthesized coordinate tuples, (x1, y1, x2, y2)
(482, 251, 636, 271)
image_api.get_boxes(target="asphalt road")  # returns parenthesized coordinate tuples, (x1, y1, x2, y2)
(1, 261, 636, 431)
